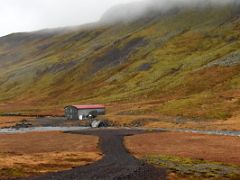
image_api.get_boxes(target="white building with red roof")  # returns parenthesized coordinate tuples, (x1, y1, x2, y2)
(64, 105, 105, 120)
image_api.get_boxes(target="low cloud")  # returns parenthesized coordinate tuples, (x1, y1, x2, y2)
(0, 0, 141, 37)
(0, 0, 239, 37)
(100, 0, 239, 24)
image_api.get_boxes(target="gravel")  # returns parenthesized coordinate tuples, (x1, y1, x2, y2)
(17, 129, 166, 180)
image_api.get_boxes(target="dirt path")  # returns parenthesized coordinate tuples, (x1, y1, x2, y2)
(20, 129, 166, 180)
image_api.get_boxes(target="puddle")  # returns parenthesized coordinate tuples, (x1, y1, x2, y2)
(174, 128, 240, 137)
(0, 126, 239, 137)
(146, 128, 240, 137)
(131, 127, 240, 137)
(0, 126, 90, 134)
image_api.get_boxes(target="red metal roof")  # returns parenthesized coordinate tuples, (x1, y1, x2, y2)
(69, 105, 105, 109)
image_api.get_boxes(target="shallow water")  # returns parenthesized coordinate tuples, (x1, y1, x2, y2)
(142, 128, 240, 137)
(0, 126, 240, 137)
(127, 127, 240, 137)
(0, 126, 89, 134)
(174, 128, 240, 137)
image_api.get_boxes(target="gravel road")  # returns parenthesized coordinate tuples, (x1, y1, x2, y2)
(20, 129, 166, 180)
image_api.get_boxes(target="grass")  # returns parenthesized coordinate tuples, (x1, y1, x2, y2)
(0, 167, 26, 178)
(125, 131, 240, 165)
(0, 132, 101, 179)
(0, 4, 240, 127)
(144, 155, 240, 179)
(157, 92, 234, 120)
(0, 152, 101, 179)
(125, 131, 240, 178)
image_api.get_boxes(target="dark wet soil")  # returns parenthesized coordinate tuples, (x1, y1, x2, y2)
(20, 129, 166, 180)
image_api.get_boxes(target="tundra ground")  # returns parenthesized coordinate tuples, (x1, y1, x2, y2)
(0, 117, 35, 128)
(0, 132, 101, 179)
(125, 132, 240, 179)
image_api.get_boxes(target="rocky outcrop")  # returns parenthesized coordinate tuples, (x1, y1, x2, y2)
(206, 52, 240, 67)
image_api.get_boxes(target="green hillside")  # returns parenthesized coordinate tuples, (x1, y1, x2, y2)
(0, 3, 240, 125)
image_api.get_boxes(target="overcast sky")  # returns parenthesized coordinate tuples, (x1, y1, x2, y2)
(0, 0, 142, 37)
(0, 0, 236, 37)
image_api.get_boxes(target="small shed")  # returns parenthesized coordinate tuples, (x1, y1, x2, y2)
(64, 105, 105, 120)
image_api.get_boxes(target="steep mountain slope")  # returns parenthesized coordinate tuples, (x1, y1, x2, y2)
(0, 2, 240, 125)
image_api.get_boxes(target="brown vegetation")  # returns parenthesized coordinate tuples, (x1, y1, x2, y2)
(1, 5, 240, 129)
(145, 114, 240, 131)
(104, 102, 240, 131)
(0, 132, 101, 179)
(125, 132, 240, 165)
(0, 116, 35, 128)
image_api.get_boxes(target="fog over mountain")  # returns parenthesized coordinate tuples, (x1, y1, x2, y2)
(101, 0, 240, 24)
(1, 0, 239, 37)
(0, 0, 141, 37)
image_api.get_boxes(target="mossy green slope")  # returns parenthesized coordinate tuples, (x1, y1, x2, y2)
(0, 4, 240, 119)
